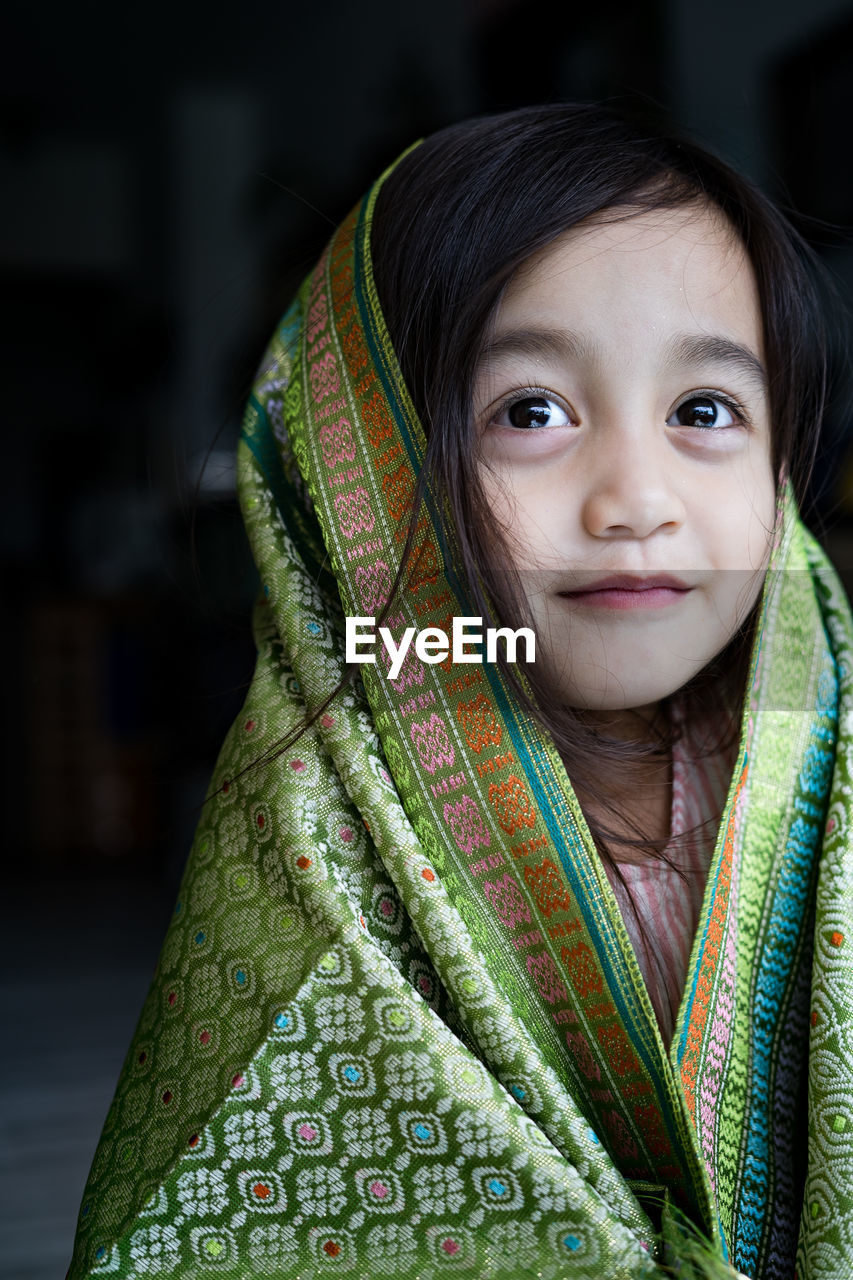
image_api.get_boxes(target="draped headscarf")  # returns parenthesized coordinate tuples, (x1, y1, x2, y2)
(69, 153, 853, 1280)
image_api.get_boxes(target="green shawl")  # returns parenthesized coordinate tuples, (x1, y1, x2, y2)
(69, 161, 853, 1280)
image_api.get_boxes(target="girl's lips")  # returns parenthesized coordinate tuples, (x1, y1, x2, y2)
(557, 576, 693, 611)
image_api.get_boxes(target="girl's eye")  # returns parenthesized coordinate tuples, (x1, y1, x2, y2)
(496, 395, 572, 430)
(667, 395, 738, 429)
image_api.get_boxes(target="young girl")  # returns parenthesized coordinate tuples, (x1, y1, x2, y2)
(69, 105, 853, 1280)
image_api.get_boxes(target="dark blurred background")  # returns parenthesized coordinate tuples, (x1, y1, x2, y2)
(3, 1, 853, 1274)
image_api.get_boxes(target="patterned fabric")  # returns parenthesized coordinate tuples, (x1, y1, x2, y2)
(68, 155, 853, 1280)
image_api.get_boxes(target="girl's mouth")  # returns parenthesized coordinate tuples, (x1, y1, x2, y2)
(557, 575, 693, 611)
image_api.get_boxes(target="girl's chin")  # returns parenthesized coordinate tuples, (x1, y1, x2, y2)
(547, 669, 703, 714)
(537, 639, 727, 712)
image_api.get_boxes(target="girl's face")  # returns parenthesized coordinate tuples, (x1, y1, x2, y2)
(474, 203, 776, 715)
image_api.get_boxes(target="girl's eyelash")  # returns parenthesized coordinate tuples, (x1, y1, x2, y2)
(672, 389, 751, 425)
(491, 386, 573, 422)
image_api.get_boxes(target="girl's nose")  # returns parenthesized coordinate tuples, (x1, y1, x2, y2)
(580, 430, 685, 541)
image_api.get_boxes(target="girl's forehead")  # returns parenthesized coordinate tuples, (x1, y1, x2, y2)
(514, 200, 743, 273)
(501, 203, 761, 346)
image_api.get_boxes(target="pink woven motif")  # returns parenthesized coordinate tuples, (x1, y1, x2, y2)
(309, 350, 340, 402)
(483, 873, 531, 929)
(306, 295, 328, 344)
(443, 795, 490, 855)
(378, 641, 425, 692)
(320, 417, 357, 469)
(526, 952, 568, 1004)
(334, 488, 375, 539)
(565, 1029, 601, 1081)
(355, 562, 392, 615)
(409, 715, 454, 774)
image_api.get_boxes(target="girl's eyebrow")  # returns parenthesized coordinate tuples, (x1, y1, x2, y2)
(665, 334, 767, 391)
(479, 327, 767, 391)
(479, 327, 589, 368)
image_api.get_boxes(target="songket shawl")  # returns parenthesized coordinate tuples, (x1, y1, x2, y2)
(68, 157, 853, 1280)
